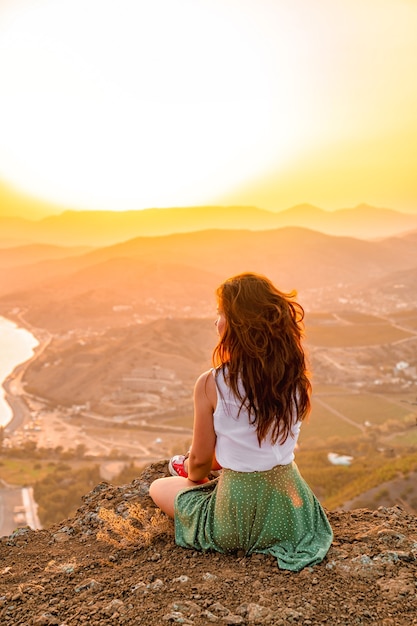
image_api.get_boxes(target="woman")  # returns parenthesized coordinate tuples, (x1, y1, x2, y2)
(149, 272, 333, 571)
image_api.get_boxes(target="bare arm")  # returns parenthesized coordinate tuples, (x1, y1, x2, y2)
(187, 370, 217, 482)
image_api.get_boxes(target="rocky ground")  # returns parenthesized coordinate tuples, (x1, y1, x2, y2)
(1, 462, 417, 626)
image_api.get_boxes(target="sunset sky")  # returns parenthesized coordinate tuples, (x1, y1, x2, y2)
(0, 0, 416, 219)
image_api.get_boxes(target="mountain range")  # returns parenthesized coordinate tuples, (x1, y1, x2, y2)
(1, 204, 417, 247)
(1, 226, 417, 331)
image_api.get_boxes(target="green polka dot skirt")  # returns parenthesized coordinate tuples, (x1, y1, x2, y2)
(174, 462, 333, 571)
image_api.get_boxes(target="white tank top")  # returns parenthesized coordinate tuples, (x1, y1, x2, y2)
(213, 367, 301, 472)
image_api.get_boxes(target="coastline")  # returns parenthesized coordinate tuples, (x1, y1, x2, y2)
(2, 366, 33, 434)
(0, 316, 50, 434)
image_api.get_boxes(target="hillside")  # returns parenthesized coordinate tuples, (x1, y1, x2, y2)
(1, 204, 417, 247)
(1, 227, 417, 331)
(20, 318, 215, 410)
(1, 462, 416, 625)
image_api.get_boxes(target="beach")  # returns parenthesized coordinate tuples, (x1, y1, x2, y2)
(0, 316, 40, 430)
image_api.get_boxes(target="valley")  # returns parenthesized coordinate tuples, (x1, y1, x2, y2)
(1, 216, 417, 528)
(2, 295, 417, 519)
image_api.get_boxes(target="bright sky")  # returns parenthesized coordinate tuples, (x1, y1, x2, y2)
(0, 0, 416, 217)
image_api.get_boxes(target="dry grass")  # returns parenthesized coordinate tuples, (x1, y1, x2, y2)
(97, 502, 173, 549)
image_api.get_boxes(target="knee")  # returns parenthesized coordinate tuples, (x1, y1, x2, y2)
(148, 476, 188, 518)
(148, 477, 175, 517)
(148, 477, 162, 506)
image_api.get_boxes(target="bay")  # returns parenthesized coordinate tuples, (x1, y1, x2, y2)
(0, 316, 39, 428)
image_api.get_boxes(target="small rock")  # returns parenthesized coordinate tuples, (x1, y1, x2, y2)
(162, 611, 194, 623)
(208, 602, 229, 616)
(172, 575, 190, 583)
(221, 615, 244, 624)
(148, 578, 164, 590)
(74, 578, 102, 593)
(52, 532, 70, 543)
(103, 598, 125, 615)
(246, 603, 272, 622)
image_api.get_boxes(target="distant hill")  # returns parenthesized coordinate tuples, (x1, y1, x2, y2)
(1, 226, 417, 331)
(0, 243, 92, 267)
(1, 204, 417, 246)
(22, 318, 215, 408)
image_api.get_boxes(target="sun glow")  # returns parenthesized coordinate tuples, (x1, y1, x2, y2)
(0, 0, 300, 210)
(0, 0, 416, 214)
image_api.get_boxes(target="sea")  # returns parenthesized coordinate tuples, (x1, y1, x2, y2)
(0, 316, 39, 428)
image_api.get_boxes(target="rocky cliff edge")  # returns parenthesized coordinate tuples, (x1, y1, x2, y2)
(1, 462, 417, 626)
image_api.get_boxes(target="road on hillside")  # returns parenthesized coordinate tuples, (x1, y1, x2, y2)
(0, 484, 42, 537)
(0, 487, 25, 537)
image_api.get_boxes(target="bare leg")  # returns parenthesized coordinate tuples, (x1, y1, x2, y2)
(149, 476, 199, 518)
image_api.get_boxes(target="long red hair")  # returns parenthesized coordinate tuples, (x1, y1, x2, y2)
(212, 272, 311, 444)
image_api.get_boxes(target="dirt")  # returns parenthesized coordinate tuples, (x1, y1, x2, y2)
(1, 461, 417, 626)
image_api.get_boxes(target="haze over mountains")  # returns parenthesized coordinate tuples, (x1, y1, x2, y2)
(2, 204, 417, 247)
(0, 225, 417, 332)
